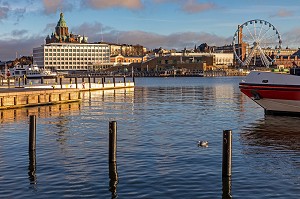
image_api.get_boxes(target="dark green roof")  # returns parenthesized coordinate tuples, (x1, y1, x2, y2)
(57, 12, 67, 27)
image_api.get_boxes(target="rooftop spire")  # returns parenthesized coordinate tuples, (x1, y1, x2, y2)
(57, 12, 67, 27)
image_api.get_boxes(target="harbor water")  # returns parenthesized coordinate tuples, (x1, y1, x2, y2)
(0, 77, 299, 198)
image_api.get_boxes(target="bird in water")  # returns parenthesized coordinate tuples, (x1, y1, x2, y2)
(198, 141, 208, 147)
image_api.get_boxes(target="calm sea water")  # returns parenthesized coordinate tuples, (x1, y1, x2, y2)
(0, 77, 299, 199)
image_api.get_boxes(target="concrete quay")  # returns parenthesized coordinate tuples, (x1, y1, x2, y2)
(0, 80, 135, 110)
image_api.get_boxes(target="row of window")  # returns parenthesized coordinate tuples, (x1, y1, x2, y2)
(45, 57, 108, 61)
(117, 59, 141, 63)
(57, 66, 89, 70)
(45, 62, 107, 65)
(45, 48, 109, 52)
(216, 59, 233, 62)
(44, 53, 109, 56)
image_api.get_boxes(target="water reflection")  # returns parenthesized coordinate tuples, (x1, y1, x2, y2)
(241, 115, 300, 151)
(0, 102, 81, 124)
(240, 115, 300, 184)
(109, 162, 118, 199)
(28, 150, 37, 186)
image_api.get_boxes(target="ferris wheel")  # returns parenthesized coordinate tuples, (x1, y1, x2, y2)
(232, 19, 282, 68)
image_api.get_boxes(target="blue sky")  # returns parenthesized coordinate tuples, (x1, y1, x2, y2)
(1, 0, 300, 60)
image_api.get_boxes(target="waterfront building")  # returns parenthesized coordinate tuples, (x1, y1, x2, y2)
(168, 52, 234, 68)
(110, 54, 148, 65)
(33, 12, 110, 72)
(108, 43, 147, 56)
(33, 43, 111, 71)
(33, 12, 148, 72)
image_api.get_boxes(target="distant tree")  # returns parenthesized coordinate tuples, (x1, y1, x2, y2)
(198, 43, 210, 52)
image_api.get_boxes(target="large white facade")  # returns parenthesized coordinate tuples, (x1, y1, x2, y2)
(33, 43, 111, 71)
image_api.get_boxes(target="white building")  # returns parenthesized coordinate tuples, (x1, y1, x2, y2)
(33, 43, 111, 71)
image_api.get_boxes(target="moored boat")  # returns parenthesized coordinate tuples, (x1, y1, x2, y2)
(239, 69, 300, 116)
(10, 65, 57, 79)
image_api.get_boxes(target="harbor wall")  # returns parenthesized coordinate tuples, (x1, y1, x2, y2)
(0, 81, 135, 110)
(0, 89, 81, 110)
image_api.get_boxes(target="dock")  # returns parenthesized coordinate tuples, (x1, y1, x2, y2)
(0, 76, 134, 110)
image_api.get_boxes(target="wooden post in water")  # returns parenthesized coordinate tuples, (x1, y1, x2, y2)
(222, 176, 232, 199)
(41, 77, 44, 84)
(88, 76, 91, 89)
(75, 77, 78, 89)
(18, 77, 21, 87)
(102, 77, 104, 87)
(113, 76, 116, 87)
(123, 76, 126, 86)
(29, 115, 36, 151)
(222, 130, 232, 177)
(59, 77, 63, 88)
(109, 121, 117, 163)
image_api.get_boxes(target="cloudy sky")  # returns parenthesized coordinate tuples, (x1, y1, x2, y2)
(1, 0, 300, 61)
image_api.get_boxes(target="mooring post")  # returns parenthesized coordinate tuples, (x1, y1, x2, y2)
(29, 115, 36, 151)
(109, 121, 117, 163)
(41, 77, 44, 84)
(102, 77, 104, 87)
(123, 76, 126, 86)
(18, 77, 21, 87)
(60, 77, 62, 89)
(113, 76, 116, 87)
(88, 76, 91, 89)
(222, 130, 232, 177)
(222, 176, 232, 199)
(75, 77, 78, 89)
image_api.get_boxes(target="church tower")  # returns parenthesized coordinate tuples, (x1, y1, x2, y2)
(55, 12, 69, 41)
(45, 12, 87, 44)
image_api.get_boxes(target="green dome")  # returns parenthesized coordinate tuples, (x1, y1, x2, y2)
(57, 12, 67, 27)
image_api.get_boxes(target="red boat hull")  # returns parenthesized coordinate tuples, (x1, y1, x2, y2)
(239, 71, 300, 116)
